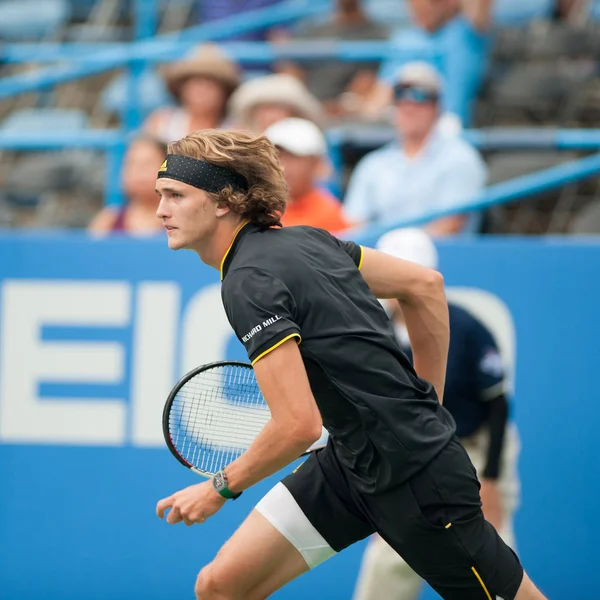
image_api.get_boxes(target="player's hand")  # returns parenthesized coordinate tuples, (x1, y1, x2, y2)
(156, 480, 227, 526)
(480, 478, 503, 532)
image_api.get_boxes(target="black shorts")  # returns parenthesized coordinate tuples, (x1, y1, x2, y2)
(281, 436, 524, 600)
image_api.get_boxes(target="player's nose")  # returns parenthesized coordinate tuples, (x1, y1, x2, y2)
(156, 196, 169, 220)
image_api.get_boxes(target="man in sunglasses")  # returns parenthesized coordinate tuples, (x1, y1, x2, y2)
(343, 62, 486, 236)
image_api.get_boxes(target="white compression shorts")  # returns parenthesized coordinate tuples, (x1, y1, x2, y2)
(255, 482, 337, 569)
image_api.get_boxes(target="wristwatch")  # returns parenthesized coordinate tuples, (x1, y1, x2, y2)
(212, 470, 242, 500)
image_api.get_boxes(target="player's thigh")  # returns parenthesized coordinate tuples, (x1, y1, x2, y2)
(198, 507, 309, 599)
(280, 448, 375, 555)
(201, 450, 374, 599)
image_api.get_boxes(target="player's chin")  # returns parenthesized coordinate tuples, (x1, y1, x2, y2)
(169, 237, 198, 252)
(167, 229, 186, 250)
(166, 234, 185, 250)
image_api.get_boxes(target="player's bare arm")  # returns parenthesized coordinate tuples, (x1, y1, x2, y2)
(224, 338, 323, 493)
(360, 247, 449, 403)
(157, 339, 322, 525)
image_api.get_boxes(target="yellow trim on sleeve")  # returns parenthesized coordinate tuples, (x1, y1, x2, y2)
(357, 245, 365, 270)
(471, 567, 492, 600)
(220, 221, 250, 281)
(251, 333, 302, 365)
(445, 523, 452, 529)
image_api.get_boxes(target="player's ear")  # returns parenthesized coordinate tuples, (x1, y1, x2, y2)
(208, 191, 231, 218)
(214, 201, 231, 218)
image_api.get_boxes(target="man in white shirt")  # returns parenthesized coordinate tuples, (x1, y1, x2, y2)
(343, 62, 487, 236)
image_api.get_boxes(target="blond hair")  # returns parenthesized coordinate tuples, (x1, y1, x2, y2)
(168, 129, 287, 228)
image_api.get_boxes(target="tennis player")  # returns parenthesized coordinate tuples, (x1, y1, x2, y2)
(155, 129, 546, 600)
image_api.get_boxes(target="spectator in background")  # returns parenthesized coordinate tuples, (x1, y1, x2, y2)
(228, 73, 325, 134)
(363, 0, 492, 127)
(265, 117, 349, 232)
(353, 227, 520, 600)
(88, 135, 166, 235)
(144, 44, 241, 143)
(344, 62, 486, 235)
(276, 0, 389, 118)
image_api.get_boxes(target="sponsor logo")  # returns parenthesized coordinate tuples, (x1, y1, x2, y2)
(242, 315, 281, 343)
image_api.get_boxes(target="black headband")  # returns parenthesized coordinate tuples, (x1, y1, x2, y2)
(157, 154, 248, 194)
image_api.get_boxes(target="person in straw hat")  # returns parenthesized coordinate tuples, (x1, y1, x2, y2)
(228, 73, 325, 133)
(144, 43, 241, 143)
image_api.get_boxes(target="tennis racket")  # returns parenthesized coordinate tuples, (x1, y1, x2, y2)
(162, 360, 328, 477)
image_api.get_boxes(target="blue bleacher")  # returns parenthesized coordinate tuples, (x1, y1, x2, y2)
(0, 108, 89, 132)
(101, 69, 174, 119)
(492, 0, 555, 26)
(68, 0, 97, 21)
(0, 0, 70, 41)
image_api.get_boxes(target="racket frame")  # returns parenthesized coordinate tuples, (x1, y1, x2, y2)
(162, 360, 327, 477)
(162, 360, 254, 477)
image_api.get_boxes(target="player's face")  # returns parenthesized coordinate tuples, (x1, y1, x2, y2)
(155, 178, 218, 251)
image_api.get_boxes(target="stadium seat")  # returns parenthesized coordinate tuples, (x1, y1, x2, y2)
(0, 108, 89, 132)
(66, 24, 132, 42)
(482, 62, 594, 125)
(69, 0, 97, 21)
(0, 194, 16, 228)
(0, 0, 70, 41)
(490, 27, 529, 62)
(363, 0, 412, 29)
(492, 0, 554, 26)
(101, 69, 174, 119)
(569, 199, 600, 234)
(486, 151, 579, 185)
(483, 150, 582, 234)
(0, 108, 92, 209)
(525, 23, 599, 59)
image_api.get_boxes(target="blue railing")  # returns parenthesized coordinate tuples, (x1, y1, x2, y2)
(1, 128, 599, 223)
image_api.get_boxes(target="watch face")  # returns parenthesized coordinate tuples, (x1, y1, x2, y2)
(213, 472, 225, 490)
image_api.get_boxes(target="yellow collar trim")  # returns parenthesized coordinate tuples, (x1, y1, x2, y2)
(220, 221, 250, 281)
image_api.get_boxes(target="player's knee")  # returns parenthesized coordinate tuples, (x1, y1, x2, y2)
(195, 565, 232, 600)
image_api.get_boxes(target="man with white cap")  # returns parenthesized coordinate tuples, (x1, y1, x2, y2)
(353, 227, 520, 600)
(264, 117, 349, 232)
(343, 62, 486, 235)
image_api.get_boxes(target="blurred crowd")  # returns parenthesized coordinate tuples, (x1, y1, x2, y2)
(0, 0, 600, 234)
(87, 0, 495, 238)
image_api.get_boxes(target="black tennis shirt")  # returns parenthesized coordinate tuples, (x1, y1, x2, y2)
(221, 223, 456, 493)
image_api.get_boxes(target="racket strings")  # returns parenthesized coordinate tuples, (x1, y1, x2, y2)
(168, 365, 270, 474)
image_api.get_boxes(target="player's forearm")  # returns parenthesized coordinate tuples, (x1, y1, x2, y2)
(399, 275, 450, 403)
(224, 417, 320, 494)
